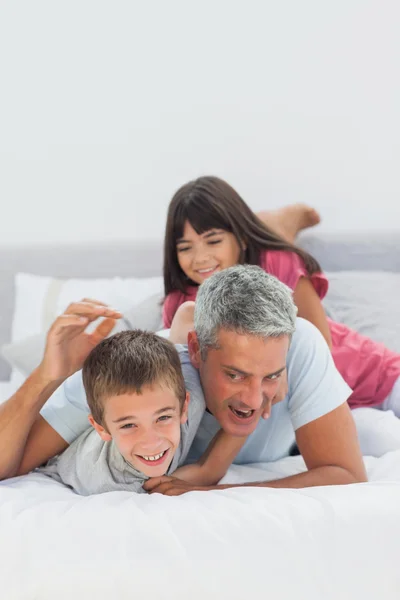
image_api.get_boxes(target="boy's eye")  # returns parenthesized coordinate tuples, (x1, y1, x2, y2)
(157, 415, 172, 422)
(120, 423, 136, 430)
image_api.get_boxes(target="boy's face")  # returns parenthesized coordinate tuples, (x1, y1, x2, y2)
(90, 384, 189, 478)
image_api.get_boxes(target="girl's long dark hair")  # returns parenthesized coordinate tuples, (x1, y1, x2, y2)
(163, 176, 321, 295)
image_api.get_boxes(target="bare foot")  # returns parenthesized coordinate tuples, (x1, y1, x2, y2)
(257, 204, 321, 243)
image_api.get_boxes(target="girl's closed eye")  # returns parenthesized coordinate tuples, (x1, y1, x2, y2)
(177, 246, 191, 253)
(207, 239, 222, 245)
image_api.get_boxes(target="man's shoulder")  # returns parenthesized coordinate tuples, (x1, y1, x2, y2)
(175, 343, 205, 416)
(287, 318, 333, 390)
(175, 344, 198, 381)
(289, 317, 328, 355)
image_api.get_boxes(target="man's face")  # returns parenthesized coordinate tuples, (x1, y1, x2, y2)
(189, 329, 289, 436)
(90, 384, 189, 478)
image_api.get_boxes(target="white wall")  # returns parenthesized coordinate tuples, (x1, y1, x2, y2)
(0, 0, 399, 245)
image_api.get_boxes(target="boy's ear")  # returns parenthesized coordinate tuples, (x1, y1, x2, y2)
(88, 414, 112, 442)
(180, 392, 190, 424)
(188, 331, 201, 369)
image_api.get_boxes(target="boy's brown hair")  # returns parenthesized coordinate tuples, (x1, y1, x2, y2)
(82, 330, 187, 426)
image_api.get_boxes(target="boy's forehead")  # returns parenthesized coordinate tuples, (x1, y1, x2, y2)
(103, 386, 181, 418)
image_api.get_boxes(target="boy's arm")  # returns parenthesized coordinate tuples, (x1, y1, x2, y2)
(172, 430, 247, 486)
(0, 300, 121, 481)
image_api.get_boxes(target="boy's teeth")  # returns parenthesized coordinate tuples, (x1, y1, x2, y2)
(142, 451, 165, 461)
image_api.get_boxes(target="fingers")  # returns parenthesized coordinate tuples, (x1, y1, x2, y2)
(81, 298, 108, 306)
(143, 476, 173, 492)
(48, 314, 89, 335)
(90, 317, 119, 344)
(146, 482, 177, 495)
(64, 300, 122, 321)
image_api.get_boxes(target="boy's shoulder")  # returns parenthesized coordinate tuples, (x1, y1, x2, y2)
(40, 428, 148, 495)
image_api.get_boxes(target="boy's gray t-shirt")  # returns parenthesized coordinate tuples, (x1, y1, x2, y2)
(39, 355, 206, 495)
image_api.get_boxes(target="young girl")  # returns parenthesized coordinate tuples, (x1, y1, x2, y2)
(162, 176, 400, 454)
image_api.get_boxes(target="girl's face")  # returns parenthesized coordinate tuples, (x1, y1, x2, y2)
(176, 221, 242, 285)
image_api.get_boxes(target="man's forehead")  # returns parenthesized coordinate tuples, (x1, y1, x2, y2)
(211, 329, 289, 365)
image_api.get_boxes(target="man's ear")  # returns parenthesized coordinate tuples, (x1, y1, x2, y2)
(188, 330, 201, 369)
(88, 414, 112, 442)
(180, 392, 190, 424)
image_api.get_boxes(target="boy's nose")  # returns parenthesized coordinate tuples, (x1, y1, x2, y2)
(140, 431, 163, 450)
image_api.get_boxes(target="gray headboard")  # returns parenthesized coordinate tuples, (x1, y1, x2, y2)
(1, 231, 399, 380)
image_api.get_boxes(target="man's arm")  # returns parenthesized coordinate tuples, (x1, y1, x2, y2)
(0, 300, 121, 481)
(220, 402, 367, 489)
(144, 403, 367, 495)
(0, 370, 68, 479)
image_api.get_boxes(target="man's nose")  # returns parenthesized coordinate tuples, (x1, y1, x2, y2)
(241, 385, 265, 411)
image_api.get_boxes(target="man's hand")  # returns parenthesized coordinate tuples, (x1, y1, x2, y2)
(143, 476, 211, 496)
(38, 299, 122, 382)
(262, 370, 288, 418)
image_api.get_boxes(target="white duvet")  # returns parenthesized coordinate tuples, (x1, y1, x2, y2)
(1, 451, 400, 600)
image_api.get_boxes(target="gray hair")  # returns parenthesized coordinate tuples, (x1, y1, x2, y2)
(194, 265, 297, 355)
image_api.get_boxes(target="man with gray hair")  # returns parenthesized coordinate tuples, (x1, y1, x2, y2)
(0, 265, 366, 490)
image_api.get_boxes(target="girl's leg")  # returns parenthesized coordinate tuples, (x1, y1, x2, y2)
(257, 204, 320, 243)
(352, 380, 400, 457)
(168, 301, 195, 345)
(380, 376, 400, 416)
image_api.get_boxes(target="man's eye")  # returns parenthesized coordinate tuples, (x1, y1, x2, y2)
(227, 373, 242, 381)
(266, 372, 282, 381)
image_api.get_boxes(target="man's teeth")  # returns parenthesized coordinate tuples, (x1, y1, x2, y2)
(231, 407, 253, 418)
(141, 451, 166, 461)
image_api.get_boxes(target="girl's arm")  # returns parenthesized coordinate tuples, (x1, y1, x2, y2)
(293, 277, 332, 349)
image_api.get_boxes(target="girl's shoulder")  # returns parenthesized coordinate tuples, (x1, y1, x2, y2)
(259, 248, 305, 273)
(259, 248, 328, 299)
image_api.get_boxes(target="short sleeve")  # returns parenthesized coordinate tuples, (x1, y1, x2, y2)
(40, 371, 90, 443)
(162, 291, 183, 328)
(287, 318, 352, 430)
(174, 345, 206, 464)
(261, 250, 329, 300)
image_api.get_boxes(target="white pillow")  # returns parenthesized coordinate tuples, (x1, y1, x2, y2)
(11, 273, 164, 343)
(324, 271, 400, 353)
(3, 273, 165, 379)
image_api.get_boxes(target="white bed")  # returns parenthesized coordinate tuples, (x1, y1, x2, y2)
(1, 454, 400, 599)
(1, 232, 400, 599)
